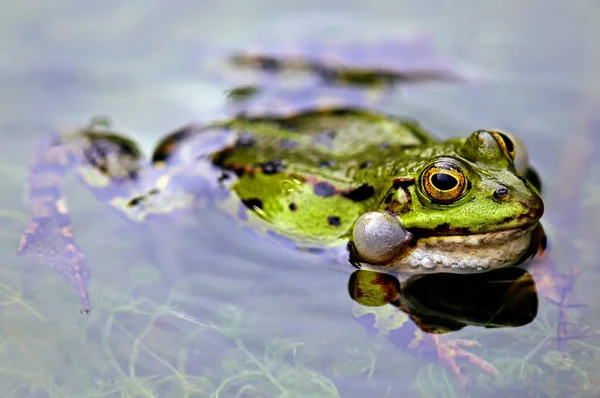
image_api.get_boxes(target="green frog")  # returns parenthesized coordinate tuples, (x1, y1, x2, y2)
(16, 36, 550, 385)
(149, 108, 543, 269)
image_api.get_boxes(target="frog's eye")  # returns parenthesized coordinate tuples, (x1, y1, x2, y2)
(421, 161, 468, 204)
(352, 211, 412, 264)
(492, 131, 516, 160)
(491, 130, 530, 175)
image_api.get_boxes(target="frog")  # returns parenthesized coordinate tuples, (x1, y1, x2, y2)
(16, 35, 554, 386)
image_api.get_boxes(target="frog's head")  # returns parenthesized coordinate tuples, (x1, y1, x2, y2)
(352, 129, 545, 273)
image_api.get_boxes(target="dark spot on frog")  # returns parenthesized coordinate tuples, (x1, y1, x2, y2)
(359, 161, 373, 169)
(314, 181, 336, 197)
(279, 139, 298, 149)
(392, 176, 415, 189)
(211, 147, 234, 168)
(233, 167, 245, 177)
(242, 198, 263, 211)
(151, 125, 195, 163)
(312, 130, 337, 148)
(384, 192, 394, 204)
(318, 159, 336, 168)
(277, 119, 301, 131)
(328, 109, 356, 117)
(235, 132, 256, 148)
(342, 184, 375, 202)
(289, 203, 297, 211)
(258, 159, 285, 175)
(328, 216, 341, 227)
(377, 142, 391, 150)
(410, 223, 470, 237)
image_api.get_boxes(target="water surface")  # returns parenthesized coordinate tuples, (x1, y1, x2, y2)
(1, 1, 599, 397)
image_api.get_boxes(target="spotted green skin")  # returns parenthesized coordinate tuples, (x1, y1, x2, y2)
(198, 109, 543, 254)
(207, 110, 433, 247)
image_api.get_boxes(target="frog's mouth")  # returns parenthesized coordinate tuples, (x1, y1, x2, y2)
(369, 222, 544, 274)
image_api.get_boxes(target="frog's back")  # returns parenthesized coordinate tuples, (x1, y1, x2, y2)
(205, 109, 437, 247)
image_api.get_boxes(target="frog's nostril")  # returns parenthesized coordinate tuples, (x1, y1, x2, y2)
(493, 187, 509, 200)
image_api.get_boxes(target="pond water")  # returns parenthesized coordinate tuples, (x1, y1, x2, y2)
(1, 0, 600, 397)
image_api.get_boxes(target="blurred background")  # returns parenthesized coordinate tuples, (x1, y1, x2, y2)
(0, 0, 599, 397)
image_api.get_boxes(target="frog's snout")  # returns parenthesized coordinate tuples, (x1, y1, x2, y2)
(524, 191, 544, 221)
(491, 180, 544, 224)
(513, 185, 544, 223)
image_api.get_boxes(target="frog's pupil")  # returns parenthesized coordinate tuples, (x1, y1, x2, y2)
(498, 133, 515, 154)
(431, 173, 458, 191)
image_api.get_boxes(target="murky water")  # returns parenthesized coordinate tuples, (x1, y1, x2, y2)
(1, 0, 599, 397)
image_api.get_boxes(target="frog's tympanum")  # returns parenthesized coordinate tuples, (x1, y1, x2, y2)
(16, 37, 550, 385)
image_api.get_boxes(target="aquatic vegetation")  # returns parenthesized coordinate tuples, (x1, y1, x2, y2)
(174, 307, 342, 398)
(0, 260, 349, 398)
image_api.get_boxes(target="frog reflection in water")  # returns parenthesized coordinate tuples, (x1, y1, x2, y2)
(17, 37, 548, 384)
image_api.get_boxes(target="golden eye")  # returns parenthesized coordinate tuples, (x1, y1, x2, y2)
(489, 130, 516, 161)
(492, 130, 530, 175)
(421, 162, 467, 204)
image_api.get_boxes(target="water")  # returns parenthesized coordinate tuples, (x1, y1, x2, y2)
(1, 0, 599, 397)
